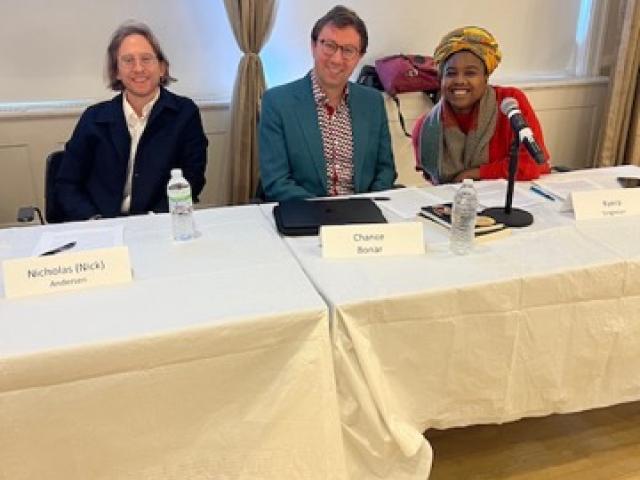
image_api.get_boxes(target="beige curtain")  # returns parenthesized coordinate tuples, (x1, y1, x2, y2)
(595, 0, 640, 167)
(223, 0, 277, 204)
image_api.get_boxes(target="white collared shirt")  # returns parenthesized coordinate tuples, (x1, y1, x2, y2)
(121, 90, 160, 213)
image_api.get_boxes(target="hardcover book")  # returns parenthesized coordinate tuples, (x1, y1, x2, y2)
(419, 203, 510, 239)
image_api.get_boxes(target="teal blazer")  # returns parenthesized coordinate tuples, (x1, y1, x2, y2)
(259, 74, 396, 201)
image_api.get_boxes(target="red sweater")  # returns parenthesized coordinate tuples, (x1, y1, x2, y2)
(412, 85, 551, 181)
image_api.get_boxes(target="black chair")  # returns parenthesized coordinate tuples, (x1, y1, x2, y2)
(551, 165, 573, 173)
(249, 178, 267, 204)
(17, 150, 65, 224)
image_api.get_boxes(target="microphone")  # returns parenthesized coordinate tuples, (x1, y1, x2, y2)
(500, 97, 546, 164)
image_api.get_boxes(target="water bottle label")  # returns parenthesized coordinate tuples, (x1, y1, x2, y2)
(168, 190, 192, 202)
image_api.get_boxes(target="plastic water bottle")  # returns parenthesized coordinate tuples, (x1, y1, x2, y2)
(450, 178, 478, 255)
(167, 168, 195, 241)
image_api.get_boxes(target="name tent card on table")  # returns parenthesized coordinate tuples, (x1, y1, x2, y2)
(320, 222, 424, 259)
(2, 246, 132, 299)
(571, 188, 640, 221)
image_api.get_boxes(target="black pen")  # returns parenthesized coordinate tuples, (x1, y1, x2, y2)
(40, 241, 77, 256)
(344, 196, 391, 201)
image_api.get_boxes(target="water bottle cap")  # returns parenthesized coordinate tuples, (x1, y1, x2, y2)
(170, 168, 183, 178)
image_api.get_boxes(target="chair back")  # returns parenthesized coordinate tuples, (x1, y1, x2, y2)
(253, 179, 266, 203)
(45, 150, 65, 223)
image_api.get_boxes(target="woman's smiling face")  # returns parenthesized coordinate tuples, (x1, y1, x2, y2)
(441, 50, 488, 114)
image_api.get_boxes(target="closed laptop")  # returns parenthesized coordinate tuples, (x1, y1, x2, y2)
(273, 198, 387, 236)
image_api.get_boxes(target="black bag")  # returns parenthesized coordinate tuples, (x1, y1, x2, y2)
(356, 65, 384, 91)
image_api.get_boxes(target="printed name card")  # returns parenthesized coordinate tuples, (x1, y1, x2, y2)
(2, 246, 132, 299)
(571, 188, 640, 221)
(320, 222, 424, 258)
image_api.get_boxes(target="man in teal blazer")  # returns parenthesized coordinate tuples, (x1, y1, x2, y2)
(259, 6, 396, 201)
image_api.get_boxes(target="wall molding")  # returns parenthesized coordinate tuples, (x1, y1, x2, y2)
(0, 98, 229, 119)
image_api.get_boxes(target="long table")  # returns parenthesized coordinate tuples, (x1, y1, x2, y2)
(274, 166, 640, 479)
(2, 167, 640, 480)
(0, 206, 346, 479)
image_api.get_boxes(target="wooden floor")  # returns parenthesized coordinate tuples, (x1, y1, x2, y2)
(425, 401, 640, 480)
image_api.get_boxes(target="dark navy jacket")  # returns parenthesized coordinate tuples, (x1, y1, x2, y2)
(56, 87, 208, 221)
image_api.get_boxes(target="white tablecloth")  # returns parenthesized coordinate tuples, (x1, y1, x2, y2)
(0, 206, 346, 480)
(276, 166, 640, 480)
(3, 166, 639, 480)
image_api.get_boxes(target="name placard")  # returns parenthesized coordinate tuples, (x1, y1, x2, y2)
(571, 188, 640, 221)
(320, 222, 424, 259)
(2, 246, 132, 299)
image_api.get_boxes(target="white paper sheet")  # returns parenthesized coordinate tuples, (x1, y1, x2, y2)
(32, 225, 125, 256)
(472, 179, 544, 208)
(376, 187, 445, 219)
(531, 178, 602, 200)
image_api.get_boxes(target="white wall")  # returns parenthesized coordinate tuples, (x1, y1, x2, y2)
(263, 0, 585, 88)
(1, 0, 240, 103)
(2, 0, 588, 104)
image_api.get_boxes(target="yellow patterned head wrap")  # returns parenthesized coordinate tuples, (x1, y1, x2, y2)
(433, 26, 502, 75)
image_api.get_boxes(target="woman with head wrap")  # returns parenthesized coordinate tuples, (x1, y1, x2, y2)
(412, 26, 550, 183)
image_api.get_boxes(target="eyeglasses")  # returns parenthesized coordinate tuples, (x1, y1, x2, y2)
(119, 54, 158, 69)
(318, 39, 360, 60)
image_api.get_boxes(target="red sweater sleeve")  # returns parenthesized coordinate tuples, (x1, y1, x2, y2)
(479, 86, 551, 181)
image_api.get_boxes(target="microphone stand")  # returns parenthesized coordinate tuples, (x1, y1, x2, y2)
(481, 136, 534, 227)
